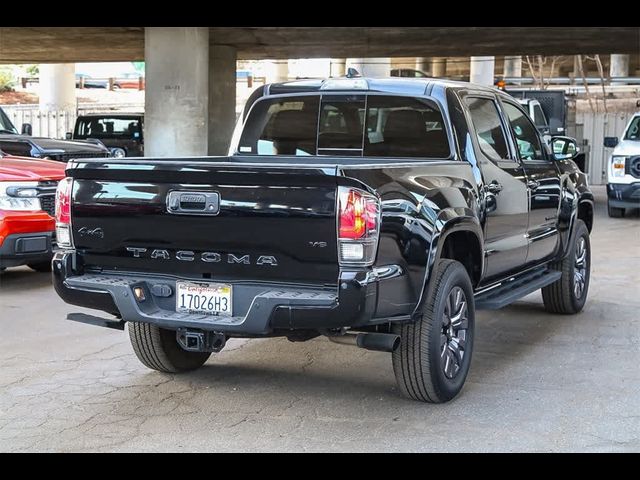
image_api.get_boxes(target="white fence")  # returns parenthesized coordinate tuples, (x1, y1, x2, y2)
(2, 106, 76, 139)
(578, 110, 637, 185)
(1, 103, 144, 140)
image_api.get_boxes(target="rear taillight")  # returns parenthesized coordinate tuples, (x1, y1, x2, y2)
(55, 177, 73, 248)
(338, 186, 380, 266)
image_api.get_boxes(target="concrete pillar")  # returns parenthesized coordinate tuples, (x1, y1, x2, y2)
(39, 64, 75, 111)
(415, 57, 428, 74)
(208, 45, 237, 156)
(330, 59, 346, 77)
(470, 56, 495, 86)
(346, 58, 391, 77)
(264, 60, 289, 83)
(610, 54, 630, 81)
(431, 57, 447, 77)
(503, 55, 522, 79)
(145, 27, 209, 157)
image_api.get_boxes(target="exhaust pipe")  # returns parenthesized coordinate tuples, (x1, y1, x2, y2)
(328, 332, 400, 353)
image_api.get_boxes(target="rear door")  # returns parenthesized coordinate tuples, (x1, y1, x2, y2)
(501, 100, 561, 265)
(69, 161, 340, 286)
(463, 94, 529, 281)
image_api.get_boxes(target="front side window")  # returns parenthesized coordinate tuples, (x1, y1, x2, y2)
(624, 116, 640, 141)
(503, 102, 545, 161)
(464, 97, 509, 161)
(235, 94, 450, 159)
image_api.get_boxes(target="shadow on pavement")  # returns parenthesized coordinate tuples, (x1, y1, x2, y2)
(0, 267, 52, 294)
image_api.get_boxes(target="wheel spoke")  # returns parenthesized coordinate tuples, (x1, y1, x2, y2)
(443, 349, 456, 379)
(450, 301, 467, 329)
(448, 339, 463, 364)
(455, 331, 467, 350)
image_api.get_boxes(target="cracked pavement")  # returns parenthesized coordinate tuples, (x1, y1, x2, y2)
(1, 186, 639, 452)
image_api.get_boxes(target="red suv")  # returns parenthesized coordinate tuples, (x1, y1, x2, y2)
(0, 152, 65, 272)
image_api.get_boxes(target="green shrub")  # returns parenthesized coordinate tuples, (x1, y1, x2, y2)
(0, 69, 15, 92)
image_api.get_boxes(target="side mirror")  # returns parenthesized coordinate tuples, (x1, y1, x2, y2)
(551, 136, 579, 161)
(21, 123, 32, 136)
(65, 132, 72, 140)
(604, 136, 619, 148)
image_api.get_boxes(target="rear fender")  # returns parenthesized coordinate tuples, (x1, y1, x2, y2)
(412, 205, 484, 320)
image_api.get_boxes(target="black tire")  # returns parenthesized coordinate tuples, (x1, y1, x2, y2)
(392, 259, 475, 403)
(28, 261, 52, 272)
(542, 219, 591, 314)
(128, 322, 211, 373)
(607, 202, 624, 218)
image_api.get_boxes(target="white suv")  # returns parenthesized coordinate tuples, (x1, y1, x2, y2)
(604, 112, 640, 217)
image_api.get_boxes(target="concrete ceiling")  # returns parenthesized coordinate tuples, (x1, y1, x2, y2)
(0, 27, 638, 63)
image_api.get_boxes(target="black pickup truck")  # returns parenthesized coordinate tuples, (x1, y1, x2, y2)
(52, 78, 594, 403)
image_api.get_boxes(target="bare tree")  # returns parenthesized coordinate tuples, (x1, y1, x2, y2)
(525, 55, 567, 89)
(576, 55, 595, 113)
(592, 54, 608, 113)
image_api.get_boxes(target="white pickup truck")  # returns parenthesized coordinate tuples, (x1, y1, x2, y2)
(604, 112, 640, 217)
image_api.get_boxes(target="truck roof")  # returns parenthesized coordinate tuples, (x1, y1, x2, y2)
(266, 77, 500, 97)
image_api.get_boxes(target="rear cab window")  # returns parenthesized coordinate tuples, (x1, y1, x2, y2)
(75, 117, 143, 140)
(235, 93, 451, 159)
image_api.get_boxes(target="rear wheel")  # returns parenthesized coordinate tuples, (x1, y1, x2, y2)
(607, 201, 624, 218)
(542, 219, 591, 314)
(392, 259, 475, 403)
(28, 261, 52, 272)
(128, 322, 211, 373)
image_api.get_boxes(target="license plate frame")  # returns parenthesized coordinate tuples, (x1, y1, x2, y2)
(175, 281, 233, 317)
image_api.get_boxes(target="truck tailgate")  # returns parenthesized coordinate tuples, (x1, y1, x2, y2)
(67, 160, 340, 285)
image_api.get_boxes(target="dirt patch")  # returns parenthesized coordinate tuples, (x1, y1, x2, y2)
(0, 90, 38, 105)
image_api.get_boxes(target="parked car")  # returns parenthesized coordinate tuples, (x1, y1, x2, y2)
(391, 68, 430, 78)
(0, 152, 65, 272)
(53, 77, 593, 403)
(604, 112, 640, 217)
(68, 113, 144, 157)
(0, 106, 110, 162)
(75, 74, 108, 89)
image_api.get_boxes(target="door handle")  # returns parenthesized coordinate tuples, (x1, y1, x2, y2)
(527, 180, 540, 190)
(486, 181, 503, 194)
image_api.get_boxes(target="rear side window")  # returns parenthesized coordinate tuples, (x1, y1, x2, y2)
(464, 97, 509, 161)
(236, 94, 450, 159)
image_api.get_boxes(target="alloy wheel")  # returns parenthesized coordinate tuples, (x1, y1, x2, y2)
(440, 286, 469, 379)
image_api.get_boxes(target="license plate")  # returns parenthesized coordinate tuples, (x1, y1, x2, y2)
(176, 281, 232, 316)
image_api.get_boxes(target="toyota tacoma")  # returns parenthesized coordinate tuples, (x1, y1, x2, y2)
(52, 78, 594, 403)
